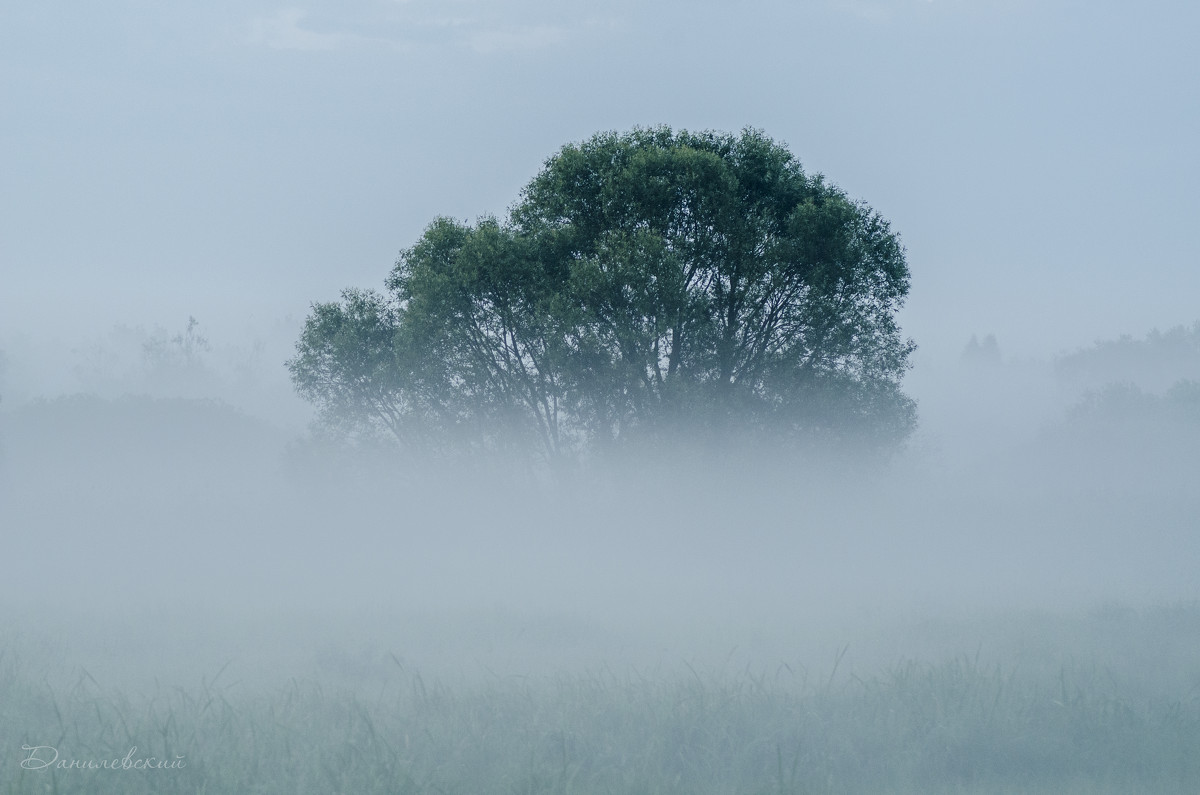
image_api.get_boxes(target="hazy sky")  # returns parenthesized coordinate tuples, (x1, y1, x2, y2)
(3, 0, 1198, 362)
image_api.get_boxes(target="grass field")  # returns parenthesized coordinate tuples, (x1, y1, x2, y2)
(3, 605, 1199, 794)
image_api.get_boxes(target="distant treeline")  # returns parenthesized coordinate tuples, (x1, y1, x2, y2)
(1056, 321, 1200, 392)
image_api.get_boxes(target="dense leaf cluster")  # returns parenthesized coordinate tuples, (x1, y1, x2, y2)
(289, 128, 916, 463)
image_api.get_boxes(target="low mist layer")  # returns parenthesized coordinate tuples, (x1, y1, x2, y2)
(2, 345, 1197, 682)
(1, 322, 1197, 792)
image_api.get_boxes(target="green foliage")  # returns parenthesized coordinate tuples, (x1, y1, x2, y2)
(289, 127, 916, 463)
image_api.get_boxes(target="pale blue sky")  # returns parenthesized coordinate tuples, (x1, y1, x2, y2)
(3, 0, 1198, 365)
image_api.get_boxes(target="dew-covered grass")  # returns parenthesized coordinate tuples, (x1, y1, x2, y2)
(3, 605, 1199, 794)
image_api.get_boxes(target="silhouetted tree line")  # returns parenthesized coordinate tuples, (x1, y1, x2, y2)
(1056, 322, 1200, 392)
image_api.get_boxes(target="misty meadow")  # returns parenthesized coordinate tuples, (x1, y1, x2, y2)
(3, 1, 1200, 792)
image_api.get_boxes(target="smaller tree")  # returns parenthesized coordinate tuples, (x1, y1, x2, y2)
(141, 315, 211, 382)
(962, 334, 1001, 366)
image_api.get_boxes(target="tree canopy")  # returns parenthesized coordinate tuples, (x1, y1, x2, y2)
(289, 127, 916, 464)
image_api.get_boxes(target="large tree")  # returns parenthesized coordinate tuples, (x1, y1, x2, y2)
(289, 127, 916, 463)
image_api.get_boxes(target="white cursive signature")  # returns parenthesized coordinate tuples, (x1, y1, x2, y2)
(20, 745, 186, 770)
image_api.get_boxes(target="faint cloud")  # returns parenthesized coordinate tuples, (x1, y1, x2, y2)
(245, 4, 599, 55)
(247, 8, 354, 51)
(834, 0, 943, 22)
(422, 16, 478, 29)
(468, 24, 568, 54)
(839, 1, 896, 23)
